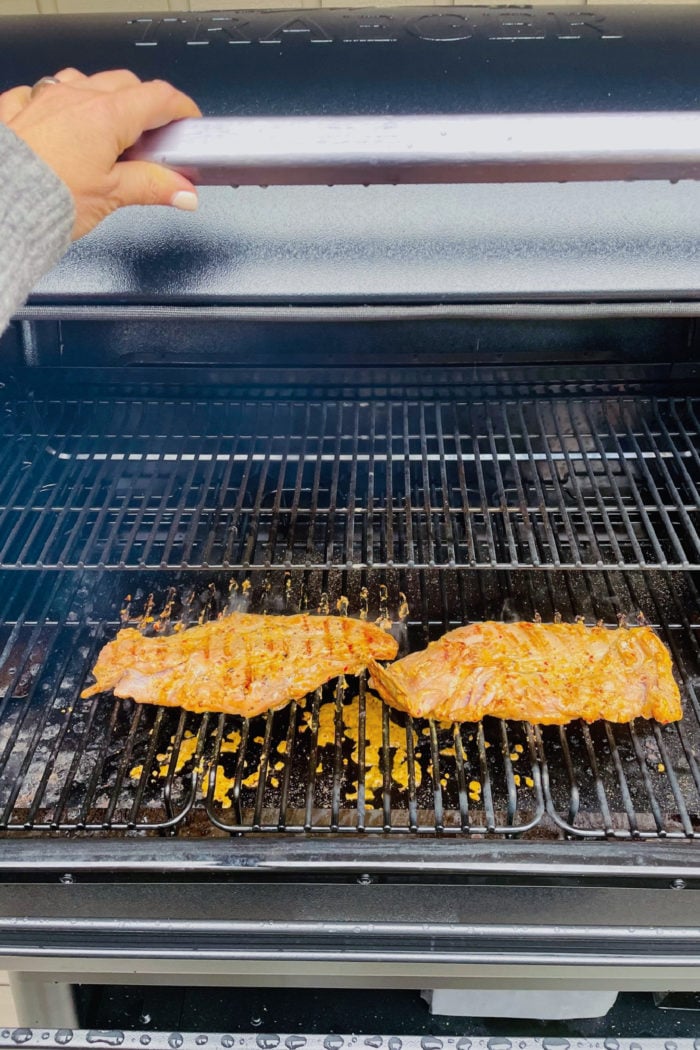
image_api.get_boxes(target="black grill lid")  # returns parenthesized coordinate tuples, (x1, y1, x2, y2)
(4, 6, 700, 306)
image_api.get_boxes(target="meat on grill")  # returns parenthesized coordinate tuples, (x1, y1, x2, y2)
(368, 621, 682, 725)
(82, 613, 398, 719)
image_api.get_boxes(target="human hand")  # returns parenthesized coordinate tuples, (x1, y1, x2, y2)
(0, 68, 202, 240)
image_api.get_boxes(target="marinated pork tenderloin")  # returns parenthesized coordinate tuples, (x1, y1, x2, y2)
(82, 612, 398, 719)
(368, 620, 682, 725)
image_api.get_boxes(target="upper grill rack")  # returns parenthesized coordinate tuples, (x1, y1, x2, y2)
(0, 393, 698, 571)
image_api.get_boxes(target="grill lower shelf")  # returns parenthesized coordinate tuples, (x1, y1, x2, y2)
(0, 389, 698, 842)
(0, 565, 697, 839)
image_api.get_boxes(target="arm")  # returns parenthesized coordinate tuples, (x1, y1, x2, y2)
(0, 123, 74, 335)
(0, 67, 201, 337)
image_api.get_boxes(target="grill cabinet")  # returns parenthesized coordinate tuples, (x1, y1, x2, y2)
(0, 4, 700, 1043)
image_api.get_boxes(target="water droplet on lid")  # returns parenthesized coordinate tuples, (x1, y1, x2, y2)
(604, 1042, 620, 1050)
(456, 1041, 471, 1050)
(168, 1036, 183, 1050)
(55, 1034, 73, 1046)
(388, 1040, 402, 1050)
(487, 1042, 512, 1050)
(421, 1040, 443, 1050)
(86, 1034, 124, 1048)
(364, 1040, 382, 1049)
(257, 1038, 279, 1050)
(140, 1039, 151, 1047)
(11, 1031, 32, 1045)
(543, 1042, 570, 1050)
(139, 1016, 151, 1027)
(222, 1039, 234, 1049)
(285, 1040, 306, 1050)
(665, 1043, 678, 1050)
(196, 1039, 208, 1046)
(324, 1039, 344, 1050)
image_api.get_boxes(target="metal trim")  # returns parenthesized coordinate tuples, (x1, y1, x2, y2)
(13, 302, 700, 323)
(0, 1035, 695, 1050)
(124, 112, 700, 186)
(0, 837, 699, 879)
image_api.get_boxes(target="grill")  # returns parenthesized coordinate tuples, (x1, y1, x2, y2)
(3, 5, 700, 1040)
(0, 390, 698, 840)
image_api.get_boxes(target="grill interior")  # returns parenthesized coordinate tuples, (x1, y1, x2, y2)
(1, 389, 699, 840)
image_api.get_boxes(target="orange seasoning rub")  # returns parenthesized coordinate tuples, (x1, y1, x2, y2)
(83, 612, 398, 719)
(369, 620, 681, 725)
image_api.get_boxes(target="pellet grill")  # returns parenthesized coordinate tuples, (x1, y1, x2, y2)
(0, 4, 700, 1045)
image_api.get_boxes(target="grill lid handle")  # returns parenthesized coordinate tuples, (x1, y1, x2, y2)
(124, 112, 700, 185)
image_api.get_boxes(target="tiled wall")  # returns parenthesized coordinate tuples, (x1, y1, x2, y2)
(3, 0, 700, 15)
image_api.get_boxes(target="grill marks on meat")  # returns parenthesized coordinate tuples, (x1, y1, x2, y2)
(82, 613, 398, 719)
(84, 613, 681, 726)
(368, 621, 682, 725)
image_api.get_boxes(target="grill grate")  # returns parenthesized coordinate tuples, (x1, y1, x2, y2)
(0, 394, 699, 571)
(0, 565, 697, 839)
(0, 390, 698, 840)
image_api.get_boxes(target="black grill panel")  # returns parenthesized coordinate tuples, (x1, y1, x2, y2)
(1, 395, 699, 571)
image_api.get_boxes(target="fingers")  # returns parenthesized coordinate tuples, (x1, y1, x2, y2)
(54, 67, 142, 93)
(0, 84, 31, 124)
(84, 69, 142, 92)
(53, 68, 88, 84)
(109, 80, 202, 152)
(112, 159, 198, 211)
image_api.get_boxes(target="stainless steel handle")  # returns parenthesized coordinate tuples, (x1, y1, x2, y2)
(124, 112, 700, 185)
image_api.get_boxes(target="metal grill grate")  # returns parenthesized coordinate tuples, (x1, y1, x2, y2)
(0, 390, 698, 840)
(0, 565, 697, 838)
(0, 394, 699, 571)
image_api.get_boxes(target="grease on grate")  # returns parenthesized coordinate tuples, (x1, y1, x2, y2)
(127, 692, 426, 809)
(309, 691, 421, 798)
(124, 694, 545, 812)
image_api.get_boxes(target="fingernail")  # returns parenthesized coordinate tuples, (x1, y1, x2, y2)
(171, 191, 198, 212)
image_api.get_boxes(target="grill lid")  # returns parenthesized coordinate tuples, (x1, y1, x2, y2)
(3, 6, 700, 307)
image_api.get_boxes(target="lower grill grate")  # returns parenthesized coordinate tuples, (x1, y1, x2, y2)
(0, 388, 698, 840)
(0, 565, 697, 839)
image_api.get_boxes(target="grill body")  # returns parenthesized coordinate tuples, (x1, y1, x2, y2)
(1, 4, 700, 1034)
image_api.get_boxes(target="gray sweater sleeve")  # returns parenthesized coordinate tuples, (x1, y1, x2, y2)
(0, 123, 74, 336)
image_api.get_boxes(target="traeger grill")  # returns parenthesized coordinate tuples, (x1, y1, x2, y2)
(0, 4, 700, 1046)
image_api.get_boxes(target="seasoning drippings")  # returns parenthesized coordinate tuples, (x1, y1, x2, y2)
(306, 691, 421, 794)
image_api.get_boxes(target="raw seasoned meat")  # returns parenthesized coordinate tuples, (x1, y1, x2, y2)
(368, 620, 681, 725)
(82, 612, 398, 719)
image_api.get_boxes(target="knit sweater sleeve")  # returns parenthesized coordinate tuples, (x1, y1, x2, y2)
(0, 123, 74, 336)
